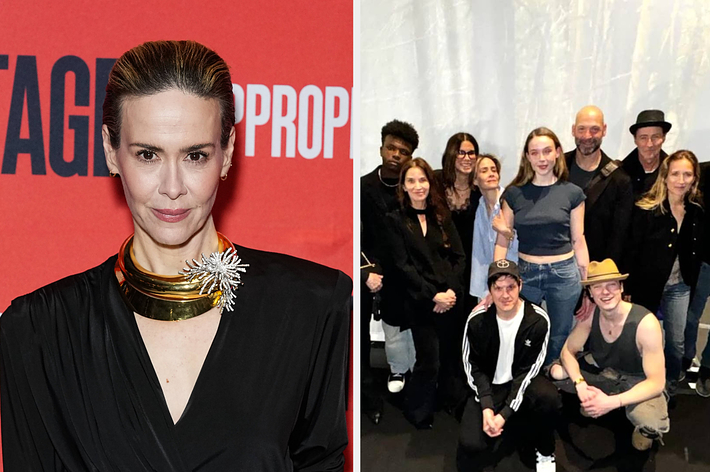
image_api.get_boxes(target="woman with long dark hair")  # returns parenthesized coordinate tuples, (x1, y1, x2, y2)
(494, 127, 589, 365)
(625, 150, 704, 397)
(385, 158, 466, 429)
(436, 133, 481, 312)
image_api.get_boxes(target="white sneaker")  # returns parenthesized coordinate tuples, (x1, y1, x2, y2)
(387, 373, 405, 393)
(535, 450, 556, 472)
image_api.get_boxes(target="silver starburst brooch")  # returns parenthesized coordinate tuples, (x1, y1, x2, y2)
(180, 247, 249, 312)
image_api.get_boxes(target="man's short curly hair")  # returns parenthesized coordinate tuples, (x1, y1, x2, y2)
(380, 120, 419, 152)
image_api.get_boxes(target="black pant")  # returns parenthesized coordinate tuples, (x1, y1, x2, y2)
(404, 310, 468, 425)
(457, 376, 561, 471)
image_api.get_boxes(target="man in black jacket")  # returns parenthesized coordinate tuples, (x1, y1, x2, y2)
(565, 105, 633, 265)
(621, 109, 672, 200)
(458, 260, 560, 472)
(361, 119, 419, 394)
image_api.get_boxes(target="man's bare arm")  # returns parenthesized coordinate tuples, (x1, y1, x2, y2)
(616, 313, 665, 406)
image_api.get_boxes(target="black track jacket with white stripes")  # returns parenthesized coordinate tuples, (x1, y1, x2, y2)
(462, 301, 550, 420)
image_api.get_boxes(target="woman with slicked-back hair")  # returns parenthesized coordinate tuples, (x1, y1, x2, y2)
(0, 40, 351, 471)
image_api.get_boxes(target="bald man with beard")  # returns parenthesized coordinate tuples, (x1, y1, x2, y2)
(564, 106, 633, 266)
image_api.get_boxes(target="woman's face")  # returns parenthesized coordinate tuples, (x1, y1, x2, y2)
(665, 158, 695, 200)
(525, 136, 559, 178)
(455, 140, 477, 176)
(403, 166, 430, 207)
(475, 157, 500, 191)
(103, 88, 234, 248)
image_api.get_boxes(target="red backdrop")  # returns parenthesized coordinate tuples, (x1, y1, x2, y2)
(0, 0, 353, 469)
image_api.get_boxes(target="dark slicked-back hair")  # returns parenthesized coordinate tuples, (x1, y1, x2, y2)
(381, 119, 419, 152)
(103, 40, 235, 150)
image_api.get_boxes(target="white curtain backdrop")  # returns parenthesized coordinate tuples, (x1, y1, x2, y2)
(360, 0, 710, 181)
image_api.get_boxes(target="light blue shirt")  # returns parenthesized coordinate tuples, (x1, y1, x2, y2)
(469, 189, 519, 298)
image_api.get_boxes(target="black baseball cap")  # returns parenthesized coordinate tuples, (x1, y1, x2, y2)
(487, 259, 521, 286)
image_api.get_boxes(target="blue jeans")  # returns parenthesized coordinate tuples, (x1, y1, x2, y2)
(685, 261, 710, 366)
(660, 281, 691, 386)
(382, 321, 416, 374)
(518, 257, 581, 365)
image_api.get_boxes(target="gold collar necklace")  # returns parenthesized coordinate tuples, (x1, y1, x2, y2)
(115, 233, 249, 321)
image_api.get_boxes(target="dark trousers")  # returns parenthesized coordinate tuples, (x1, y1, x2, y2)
(404, 309, 468, 425)
(457, 376, 561, 471)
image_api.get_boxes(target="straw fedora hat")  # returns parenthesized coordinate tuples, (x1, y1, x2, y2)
(581, 259, 629, 286)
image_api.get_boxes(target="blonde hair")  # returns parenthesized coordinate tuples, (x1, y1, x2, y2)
(508, 127, 567, 188)
(637, 150, 703, 213)
(103, 40, 235, 150)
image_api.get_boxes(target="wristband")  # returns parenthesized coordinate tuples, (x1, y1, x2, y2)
(573, 377, 586, 386)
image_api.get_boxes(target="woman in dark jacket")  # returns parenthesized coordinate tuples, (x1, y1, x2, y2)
(434, 132, 482, 313)
(385, 158, 466, 429)
(625, 150, 704, 396)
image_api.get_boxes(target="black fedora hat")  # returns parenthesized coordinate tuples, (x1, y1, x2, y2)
(629, 109, 672, 135)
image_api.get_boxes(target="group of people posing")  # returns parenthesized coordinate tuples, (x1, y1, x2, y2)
(361, 107, 710, 471)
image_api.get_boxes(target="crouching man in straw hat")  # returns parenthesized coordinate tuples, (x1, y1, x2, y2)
(549, 259, 669, 450)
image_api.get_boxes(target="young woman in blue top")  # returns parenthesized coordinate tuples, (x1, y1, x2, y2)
(494, 127, 589, 364)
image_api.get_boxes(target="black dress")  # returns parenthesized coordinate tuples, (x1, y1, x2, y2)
(0, 245, 351, 471)
(433, 170, 481, 310)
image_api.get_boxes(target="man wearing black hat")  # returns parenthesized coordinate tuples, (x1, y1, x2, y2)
(458, 260, 560, 472)
(552, 259, 668, 451)
(621, 109, 672, 200)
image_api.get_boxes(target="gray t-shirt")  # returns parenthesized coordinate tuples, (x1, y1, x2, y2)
(503, 181, 585, 256)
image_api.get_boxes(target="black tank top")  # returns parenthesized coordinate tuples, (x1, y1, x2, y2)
(588, 303, 647, 376)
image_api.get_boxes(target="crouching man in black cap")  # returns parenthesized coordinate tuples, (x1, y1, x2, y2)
(550, 259, 669, 451)
(458, 260, 561, 472)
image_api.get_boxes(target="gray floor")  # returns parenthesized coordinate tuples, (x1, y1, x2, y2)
(362, 388, 710, 472)
(362, 301, 710, 471)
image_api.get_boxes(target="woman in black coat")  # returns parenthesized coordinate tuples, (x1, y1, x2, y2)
(384, 158, 466, 429)
(625, 150, 704, 396)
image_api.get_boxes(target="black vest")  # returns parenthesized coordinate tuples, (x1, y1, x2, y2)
(588, 303, 647, 377)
